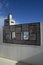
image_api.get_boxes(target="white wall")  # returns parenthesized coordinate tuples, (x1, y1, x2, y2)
(9, 20, 15, 25)
(0, 27, 3, 45)
(0, 26, 43, 65)
(40, 22, 43, 46)
(0, 44, 43, 65)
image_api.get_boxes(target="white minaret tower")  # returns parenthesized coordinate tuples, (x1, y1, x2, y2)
(4, 13, 15, 26)
(8, 13, 15, 25)
(8, 13, 12, 19)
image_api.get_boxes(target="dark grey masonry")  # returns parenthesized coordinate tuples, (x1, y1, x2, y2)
(3, 22, 40, 45)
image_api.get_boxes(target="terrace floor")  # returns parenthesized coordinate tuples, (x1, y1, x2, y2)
(0, 57, 18, 65)
(0, 57, 32, 65)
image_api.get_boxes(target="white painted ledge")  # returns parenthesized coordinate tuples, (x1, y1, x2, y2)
(0, 57, 18, 65)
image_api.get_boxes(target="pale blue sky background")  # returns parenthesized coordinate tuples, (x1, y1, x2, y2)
(0, 0, 43, 26)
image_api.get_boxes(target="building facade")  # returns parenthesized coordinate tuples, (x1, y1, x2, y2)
(3, 22, 40, 45)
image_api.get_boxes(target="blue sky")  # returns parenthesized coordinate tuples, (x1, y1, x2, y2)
(0, 0, 43, 26)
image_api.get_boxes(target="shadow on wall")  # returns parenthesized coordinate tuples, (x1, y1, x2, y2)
(16, 61, 32, 65)
(16, 51, 43, 65)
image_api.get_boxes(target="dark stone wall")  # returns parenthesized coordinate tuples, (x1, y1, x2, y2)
(3, 22, 40, 45)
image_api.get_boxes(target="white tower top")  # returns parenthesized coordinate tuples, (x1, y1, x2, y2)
(4, 13, 16, 26)
(9, 14, 12, 19)
(8, 13, 12, 20)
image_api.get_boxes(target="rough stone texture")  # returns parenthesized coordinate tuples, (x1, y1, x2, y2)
(3, 22, 40, 45)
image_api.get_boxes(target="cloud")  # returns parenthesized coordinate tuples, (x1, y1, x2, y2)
(0, 16, 6, 26)
(0, 0, 9, 10)
(2, 0, 9, 7)
(0, 0, 9, 26)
